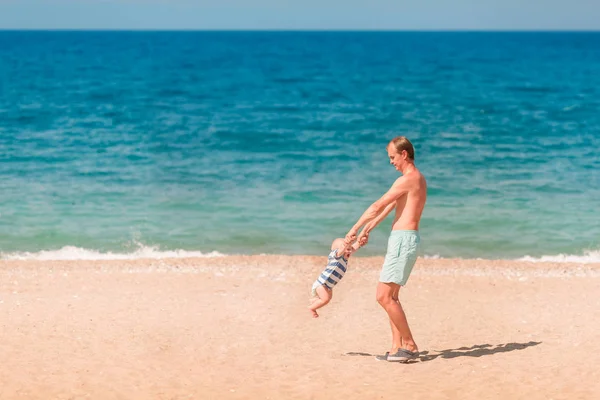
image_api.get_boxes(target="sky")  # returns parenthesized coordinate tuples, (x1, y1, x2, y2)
(0, 0, 598, 30)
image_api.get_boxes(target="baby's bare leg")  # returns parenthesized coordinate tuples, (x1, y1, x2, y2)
(308, 285, 332, 318)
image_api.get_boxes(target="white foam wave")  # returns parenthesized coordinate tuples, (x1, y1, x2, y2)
(1, 245, 226, 261)
(3, 246, 599, 264)
(517, 250, 600, 264)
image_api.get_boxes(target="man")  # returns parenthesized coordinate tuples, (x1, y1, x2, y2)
(346, 136, 427, 363)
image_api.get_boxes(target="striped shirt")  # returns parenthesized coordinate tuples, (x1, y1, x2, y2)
(315, 249, 348, 290)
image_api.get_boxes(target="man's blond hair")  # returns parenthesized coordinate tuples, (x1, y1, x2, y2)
(388, 136, 415, 160)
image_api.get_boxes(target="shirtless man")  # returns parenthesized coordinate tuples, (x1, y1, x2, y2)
(345, 136, 427, 363)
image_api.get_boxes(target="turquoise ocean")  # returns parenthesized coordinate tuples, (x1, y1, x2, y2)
(1, 31, 599, 261)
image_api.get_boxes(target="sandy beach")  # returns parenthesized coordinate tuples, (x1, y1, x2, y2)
(1, 255, 599, 399)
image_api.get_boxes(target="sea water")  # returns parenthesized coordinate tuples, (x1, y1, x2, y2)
(1, 31, 599, 260)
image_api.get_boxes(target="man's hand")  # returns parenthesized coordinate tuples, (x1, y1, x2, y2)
(357, 230, 369, 247)
(345, 229, 358, 245)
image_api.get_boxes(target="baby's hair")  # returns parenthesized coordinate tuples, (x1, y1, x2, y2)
(331, 238, 346, 250)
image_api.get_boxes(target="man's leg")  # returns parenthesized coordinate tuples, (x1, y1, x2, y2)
(376, 282, 418, 353)
(388, 284, 402, 350)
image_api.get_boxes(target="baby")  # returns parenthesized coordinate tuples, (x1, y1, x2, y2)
(309, 237, 361, 318)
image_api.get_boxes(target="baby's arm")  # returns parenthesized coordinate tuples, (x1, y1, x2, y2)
(335, 241, 353, 257)
(331, 239, 357, 258)
(337, 240, 361, 257)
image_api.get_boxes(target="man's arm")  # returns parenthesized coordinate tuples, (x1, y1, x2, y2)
(345, 177, 409, 243)
(357, 202, 396, 246)
(365, 202, 396, 233)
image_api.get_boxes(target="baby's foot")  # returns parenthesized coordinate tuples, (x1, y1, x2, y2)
(308, 307, 319, 318)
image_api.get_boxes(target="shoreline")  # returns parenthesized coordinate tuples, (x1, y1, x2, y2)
(0, 255, 600, 278)
(3, 246, 600, 264)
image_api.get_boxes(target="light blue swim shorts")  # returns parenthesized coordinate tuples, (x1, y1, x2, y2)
(380, 230, 420, 286)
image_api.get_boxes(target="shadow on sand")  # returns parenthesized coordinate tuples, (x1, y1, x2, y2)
(345, 341, 542, 363)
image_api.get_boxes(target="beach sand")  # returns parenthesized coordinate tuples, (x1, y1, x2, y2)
(1, 255, 599, 399)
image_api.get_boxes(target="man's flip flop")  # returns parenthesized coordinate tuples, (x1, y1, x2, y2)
(387, 349, 419, 363)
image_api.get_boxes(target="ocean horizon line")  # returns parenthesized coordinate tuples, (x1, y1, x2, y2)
(1, 29, 599, 33)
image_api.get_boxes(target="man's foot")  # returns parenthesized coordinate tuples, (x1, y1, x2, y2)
(309, 307, 319, 318)
(387, 348, 419, 363)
